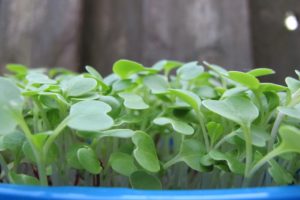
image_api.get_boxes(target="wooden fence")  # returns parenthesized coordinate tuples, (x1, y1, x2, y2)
(0, 0, 299, 83)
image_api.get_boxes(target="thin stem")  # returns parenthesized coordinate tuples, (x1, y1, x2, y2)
(248, 148, 282, 178)
(0, 154, 9, 182)
(242, 125, 252, 178)
(163, 155, 180, 169)
(17, 115, 48, 186)
(214, 130, 236, 149)
(268, 112, 284, 151)
(43, 117, 68, 158)
(197, 111, 210, 151)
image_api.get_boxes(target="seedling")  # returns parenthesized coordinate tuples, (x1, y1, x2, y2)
(0, 60, 300, 189)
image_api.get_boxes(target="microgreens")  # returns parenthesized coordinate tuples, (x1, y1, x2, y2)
(0, 60, 300, 189)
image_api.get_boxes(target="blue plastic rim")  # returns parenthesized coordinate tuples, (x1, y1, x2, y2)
(0, 184, 300, 200)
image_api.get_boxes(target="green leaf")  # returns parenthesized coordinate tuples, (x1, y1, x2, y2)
(96, 129, 135, 139)
(67, 100, 114, 131)
(235, 126, 271, 147)
(85, 66, 103, 80)
(178, 139, 207, 171)
(177, 61, 204, 80)
(77, 146, 102, 174)
(152, 60, 182, 74)
(278, 125, 300, 153)
(0, 78, 24, 135)
(268, 160, 293, 184)
(9, 172, 39, 185)
(285, 77, 300, 93)
(64, 76, 97, 97)
(6, 64, 28, 74)
(202, 96, 259, 126)
(228, 71, 260, 90)
(143, 74, 169, 94)
(23, 133, 58, 165)
(85, 66, 109, 91)
(26, 73, 56, 85)
(119, 93, 149, 110)
(247, 68, 275, 77)
(209, 150, 245, 174)
(0, 130, 25, 153)
(153, 117, 194, 135)
(278, 104, 300, 120)
(132, 131, 160, 172)
(67, 145, 84, 169)
(203, 61, 228, 75)
(259, 83, 288, 92)
(109, 152, 137, 176)
(169, 89, 201, 111)
(130, 170, 162, 190)
(206, 121, 223, 145)
(194, 86, 218, 99)
(113, 59, 145, 79)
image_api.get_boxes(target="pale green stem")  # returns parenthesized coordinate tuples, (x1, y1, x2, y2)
(197, 111, 210, 151)
(17, 115, 48, 186)
(214, 130, 236, 149)
(268, 112, 284, 151)
(242, 125, 252, 178)
(43, 117, 69, 158)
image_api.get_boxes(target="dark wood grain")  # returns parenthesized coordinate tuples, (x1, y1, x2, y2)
(0, 0, 83, 71)
(249, 0, 300, 83)
(82, 0, 252, 75)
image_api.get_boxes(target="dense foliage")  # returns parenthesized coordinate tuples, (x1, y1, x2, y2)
(0, 60, 300, 189)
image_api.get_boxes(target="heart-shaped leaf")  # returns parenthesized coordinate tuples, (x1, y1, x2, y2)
(153, 117, 194, 135)
(143, 74, 168, 94)
(109, 152, 137, 176)
(203, 96, 259, 126)
(209, 150, 245, 174)
(169, 89, 201, 111)
(132, 131, 160, 172)
(64, 76, 97, 97)
(152, 60, 182, 74)
(113, 59, 145, 79)
(228, 71, 260, 90)
(247, 68, 275, 77)
(285, 77, 300, 93)
(77, 146, 102, 174)
(278, 104, 300, 120)
(67, 100, 113, 131)
(176, 61, 204, 80)
(0, 78, 24, 135)
(129, 170, 162, 190)
(119, 93, 149, 110)
(26, 73, 56, 85)
(278, 125, 300, 153)
(9, 172, 40, 185)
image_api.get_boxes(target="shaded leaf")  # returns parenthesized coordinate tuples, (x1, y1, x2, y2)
(144, 74, 169, 94)
(132, 131, 160, 172)
(109, 152, 137, 176)
(77, 146, 102, 174)
(153, 117, 194, 135)
(130, 170, 162, 190)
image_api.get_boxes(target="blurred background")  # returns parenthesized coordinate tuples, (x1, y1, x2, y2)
(0, 0, 299, 83)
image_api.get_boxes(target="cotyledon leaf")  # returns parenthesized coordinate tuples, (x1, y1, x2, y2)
(132, 131, 160, 172)
(143, 74, 169, 94)
(176, 61, 204, 80)
(0, 78, 24, 135)
(77, 146, 102, 174)
(228, 71, 260, 90)
(119, 93, 149, 110)
(67, 100, 114, 131)
(64, 75, 97, 97)
(153, 117, 194, 135)
(129, 170, 162, 190)
(202, 96, 259, 126)
(169, 89, 201, 111)
(109, 152, 137, 176)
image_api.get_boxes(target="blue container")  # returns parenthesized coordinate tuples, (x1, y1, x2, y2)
(0, 184, 300, 200)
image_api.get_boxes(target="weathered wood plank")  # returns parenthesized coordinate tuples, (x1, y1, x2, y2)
(0, 0, 82, 71)
(142, 0, 253, 70)
(82, 0, 252, 75)
(249, 0, 300, 83)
